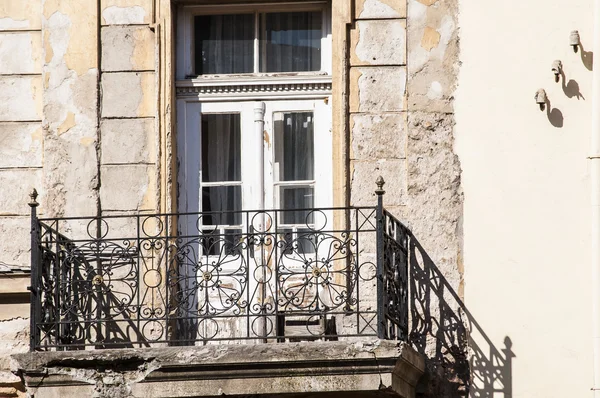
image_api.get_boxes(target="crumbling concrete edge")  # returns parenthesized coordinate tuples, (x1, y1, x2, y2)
(12, 340, 425, 397)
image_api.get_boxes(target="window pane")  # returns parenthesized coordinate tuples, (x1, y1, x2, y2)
(201, 228, 242, 256)
(280, 187, 314, 224)
(274, 112, 314, 181)
(195, 14, 254, 75)
(263, 12, 322, 72)
(202, 186, 242, 225)
(278, 227, 316, 254)
(201, 113, 241, 182)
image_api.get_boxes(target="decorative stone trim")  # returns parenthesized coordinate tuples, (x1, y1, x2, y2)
(176, 75, 332, 100)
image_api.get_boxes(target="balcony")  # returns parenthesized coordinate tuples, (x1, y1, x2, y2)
(13, 179, 425, 398)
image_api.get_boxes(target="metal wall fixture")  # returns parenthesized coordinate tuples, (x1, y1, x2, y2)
(552, 60, 563, 83)
(570, 30, 581, 52)
(535, 89, 548, 111)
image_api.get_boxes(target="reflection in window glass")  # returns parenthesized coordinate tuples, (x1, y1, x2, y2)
(195, 14, 254, 75)
(201, 114, 241, 183)
(263, 12, 322, 72)
(274, 112, 314, 182)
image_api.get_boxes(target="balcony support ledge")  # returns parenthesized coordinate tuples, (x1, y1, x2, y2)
(11, 339, 424, 398)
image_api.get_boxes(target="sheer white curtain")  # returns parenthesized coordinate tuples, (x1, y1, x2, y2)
(264, 11, 322, 73)
(201, 114, 242, 226)
(195, 14, 254, 75)
(274, 112, 315, 224)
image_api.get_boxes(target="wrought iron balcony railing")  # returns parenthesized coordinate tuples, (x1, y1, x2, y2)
(28, 178, 409, 351)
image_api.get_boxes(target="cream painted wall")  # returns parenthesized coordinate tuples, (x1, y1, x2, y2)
(456, 1, 594, 396)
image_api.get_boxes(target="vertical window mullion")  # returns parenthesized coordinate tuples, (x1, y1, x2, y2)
(254, 11, 259, 73)
(260, 13, 267, 73)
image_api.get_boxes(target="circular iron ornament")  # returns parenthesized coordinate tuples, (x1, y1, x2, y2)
(142, 320, 165, 341)
(202, 271, 213, 282)
(143, 269, 162, 288)
(253, 265, 273, 283)
(197, 318, 219, 340)
(195, 215, 218, 235)
(92, 275, 104, 286)
(87, 218, 110, 240)
(141, 216, 164, 238)
(251, 211, 273, 233)
(277, 234, 356, 311)
(251, 316, 273, 337)
(305, 209, 327, 231)
(311, 267, 323, 278)
(358, 261, 377, 281)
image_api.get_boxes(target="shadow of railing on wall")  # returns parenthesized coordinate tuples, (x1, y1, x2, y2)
(409, 236, 514, 398)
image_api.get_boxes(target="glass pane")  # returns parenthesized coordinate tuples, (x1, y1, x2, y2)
(201, 114, 241, 182)
(278, 227, 315, 255)
(263, 11, 322, 72)
(280, 187, 314, 224)
(201, 228, 243, 256)
(195, 14, 254, 75)
(202, 186, 242, 225)
(274, 112, 314, 181)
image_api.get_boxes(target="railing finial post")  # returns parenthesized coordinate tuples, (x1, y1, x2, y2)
(29, 188, 39, 209)
(28, 188, 40, 351)
(375, 176, 385, 196)
(375, 176, 386, 339)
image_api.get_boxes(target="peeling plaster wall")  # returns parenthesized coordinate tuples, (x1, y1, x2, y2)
(0, 6, 42, 384)
(0, 0, 43, 270)
(100, 0, 158, 220)
(0, 0, 161, 393)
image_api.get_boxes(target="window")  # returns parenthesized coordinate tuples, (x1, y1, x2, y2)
(175, 2, 333, 340)
(193, 11, 322, 75)
(177, 3, 331, 78)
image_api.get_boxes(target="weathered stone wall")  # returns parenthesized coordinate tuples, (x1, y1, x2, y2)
(0, 3, 44, 393)
(0, 1, 43, 268)
(100, 0, 158, 220)
(0, 0, 464, 396)
(346, 0, 463, 396)
(0, 0, 160, 264)
(0, 0, 161, 393)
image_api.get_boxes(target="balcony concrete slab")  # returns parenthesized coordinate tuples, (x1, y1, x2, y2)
(12, 339, 424, 398)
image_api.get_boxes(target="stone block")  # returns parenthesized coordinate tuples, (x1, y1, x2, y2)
(100, 164, 156, 211)
(0, 122, 42, 168)
(0, 76, 42, 121)
(351, 113, 406, 160)
(349, 67, 406, 113)
(350, 20, 406, 66)
(0, 170, 41, 216)
(0, 217, 30, 268)
(0, 318, 28, 369)
(351, 159, 406, 207)
(0, 32, 42, 75)
(355, 0, 406, 19)
(101, 0, 153, 25)
(0, 1, 41, 31)
(101, 118, 156, 164)
(42, 133, 99, 219)
(102, 26, 155, 72)
(101, 72, 155, 118)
